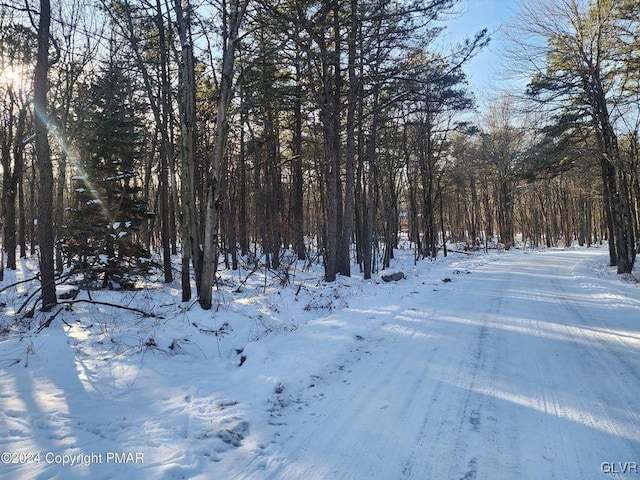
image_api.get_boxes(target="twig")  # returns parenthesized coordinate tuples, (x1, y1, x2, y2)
(58, 299, 161, 318)
(17, 288, 42, 315)
(37, 307, 64, 332)
(0, 275, 40, 293)
(0, 270, 75, 294)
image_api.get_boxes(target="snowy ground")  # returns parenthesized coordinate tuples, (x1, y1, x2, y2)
(0, 246, 639, 480)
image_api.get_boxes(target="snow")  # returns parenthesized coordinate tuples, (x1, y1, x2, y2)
(1, 247, 639, 480)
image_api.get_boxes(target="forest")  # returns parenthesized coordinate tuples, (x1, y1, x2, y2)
(0, 0, 638, 312)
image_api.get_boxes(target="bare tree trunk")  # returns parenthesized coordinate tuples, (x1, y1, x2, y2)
(142, 132, 157, 249)
(155, 0, 173, 283)
(337, 0, 359, 277)
(6, 102, 26, 270)
(175, 0, 201, 301)
(200, 0, 247, 309)
(0, 119, 7, 278)
(19, 162, 26, 258)
(438, 177, 447, 257)
(54, 150, 66, 272)
(319, 0, 342, 283)
(1, 93, 26, 272)
(322, 101, 340, 282)
(292, 46, 306, 261)
(363, 91, 380, 280)
(593, 82, 635, 273)
(499, 177, 514, 250)
(34, 0, 57, 310)
(29, 162, 36, 256)
(239, 105, 249, 256)
(630, 133, 640, 248)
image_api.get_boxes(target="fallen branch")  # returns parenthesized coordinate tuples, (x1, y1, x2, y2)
(447, 249, 476, 256)
(17, 288, 42, 315)
(0, 270, 76, 295)
(58, 299, 161, 318)
(0, 275, 40, 294)
(37, 306, 65, 332)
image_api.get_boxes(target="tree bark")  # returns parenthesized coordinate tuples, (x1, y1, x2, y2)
(320, 0, 342, 282)
(5, 100, 26, 270)
(363, 90, 380, 280)
(155, 0, 173, 283)
(175, 0, 201, 301)
(34, 0, 57, 310)
(199, 0, 247, 309)
(336, 0, 359, 277)
(591, 71, 635, 273)
(292, 45, 306, 261)
(1, 93, 25, 271)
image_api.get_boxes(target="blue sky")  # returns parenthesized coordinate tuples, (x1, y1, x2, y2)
(442, 0, 521, 105)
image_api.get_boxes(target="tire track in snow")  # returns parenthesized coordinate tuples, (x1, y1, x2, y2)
(233, 250, 640, 480)
(482, 251, 640, 479)
(519, 315, 578, 479)
(549, 272, 640, 453)
(236, 325, 444, 479)
(301, 326, 449, 480)
(399, 271, 511, 480)
(237, 283, 486, 479)
(445, 297, 504, 480)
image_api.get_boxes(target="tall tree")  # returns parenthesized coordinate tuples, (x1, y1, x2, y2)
(175, 0, 201, 301)
(104, 0, 174, 283)
(514, 0, 637, 272)
(63, 60, 152, 289)
(199, 0, 249, 309)
(34, 0, 57, 309)
(0, 90, 28, 272)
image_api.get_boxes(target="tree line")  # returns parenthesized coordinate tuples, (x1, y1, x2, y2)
(0, 0, 638, 312)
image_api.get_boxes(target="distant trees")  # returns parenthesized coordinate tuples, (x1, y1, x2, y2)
(0, 17, 33, 278)
(512, 0, 638, 273)
(478, 98, 527, 251)
(399, 49, 480, 259)
(0, 0, 637, 314)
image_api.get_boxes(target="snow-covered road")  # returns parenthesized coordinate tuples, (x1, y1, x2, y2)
(233, 249, 640, 480)
(1, 248, 639, 480)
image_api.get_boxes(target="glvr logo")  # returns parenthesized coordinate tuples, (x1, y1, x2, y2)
(601, 462, 638, 474)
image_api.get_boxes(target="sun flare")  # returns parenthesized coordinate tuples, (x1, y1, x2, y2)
(0, 64, 29, 90)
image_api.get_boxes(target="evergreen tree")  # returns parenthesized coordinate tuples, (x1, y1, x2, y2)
(62, 59, 153, 289)
(520, 0, 637, 272)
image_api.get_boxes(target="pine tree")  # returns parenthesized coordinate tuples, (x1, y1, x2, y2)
(62, 59, 153, 289)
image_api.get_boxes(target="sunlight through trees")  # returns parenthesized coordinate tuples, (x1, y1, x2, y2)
(0, 0, 637, 310)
